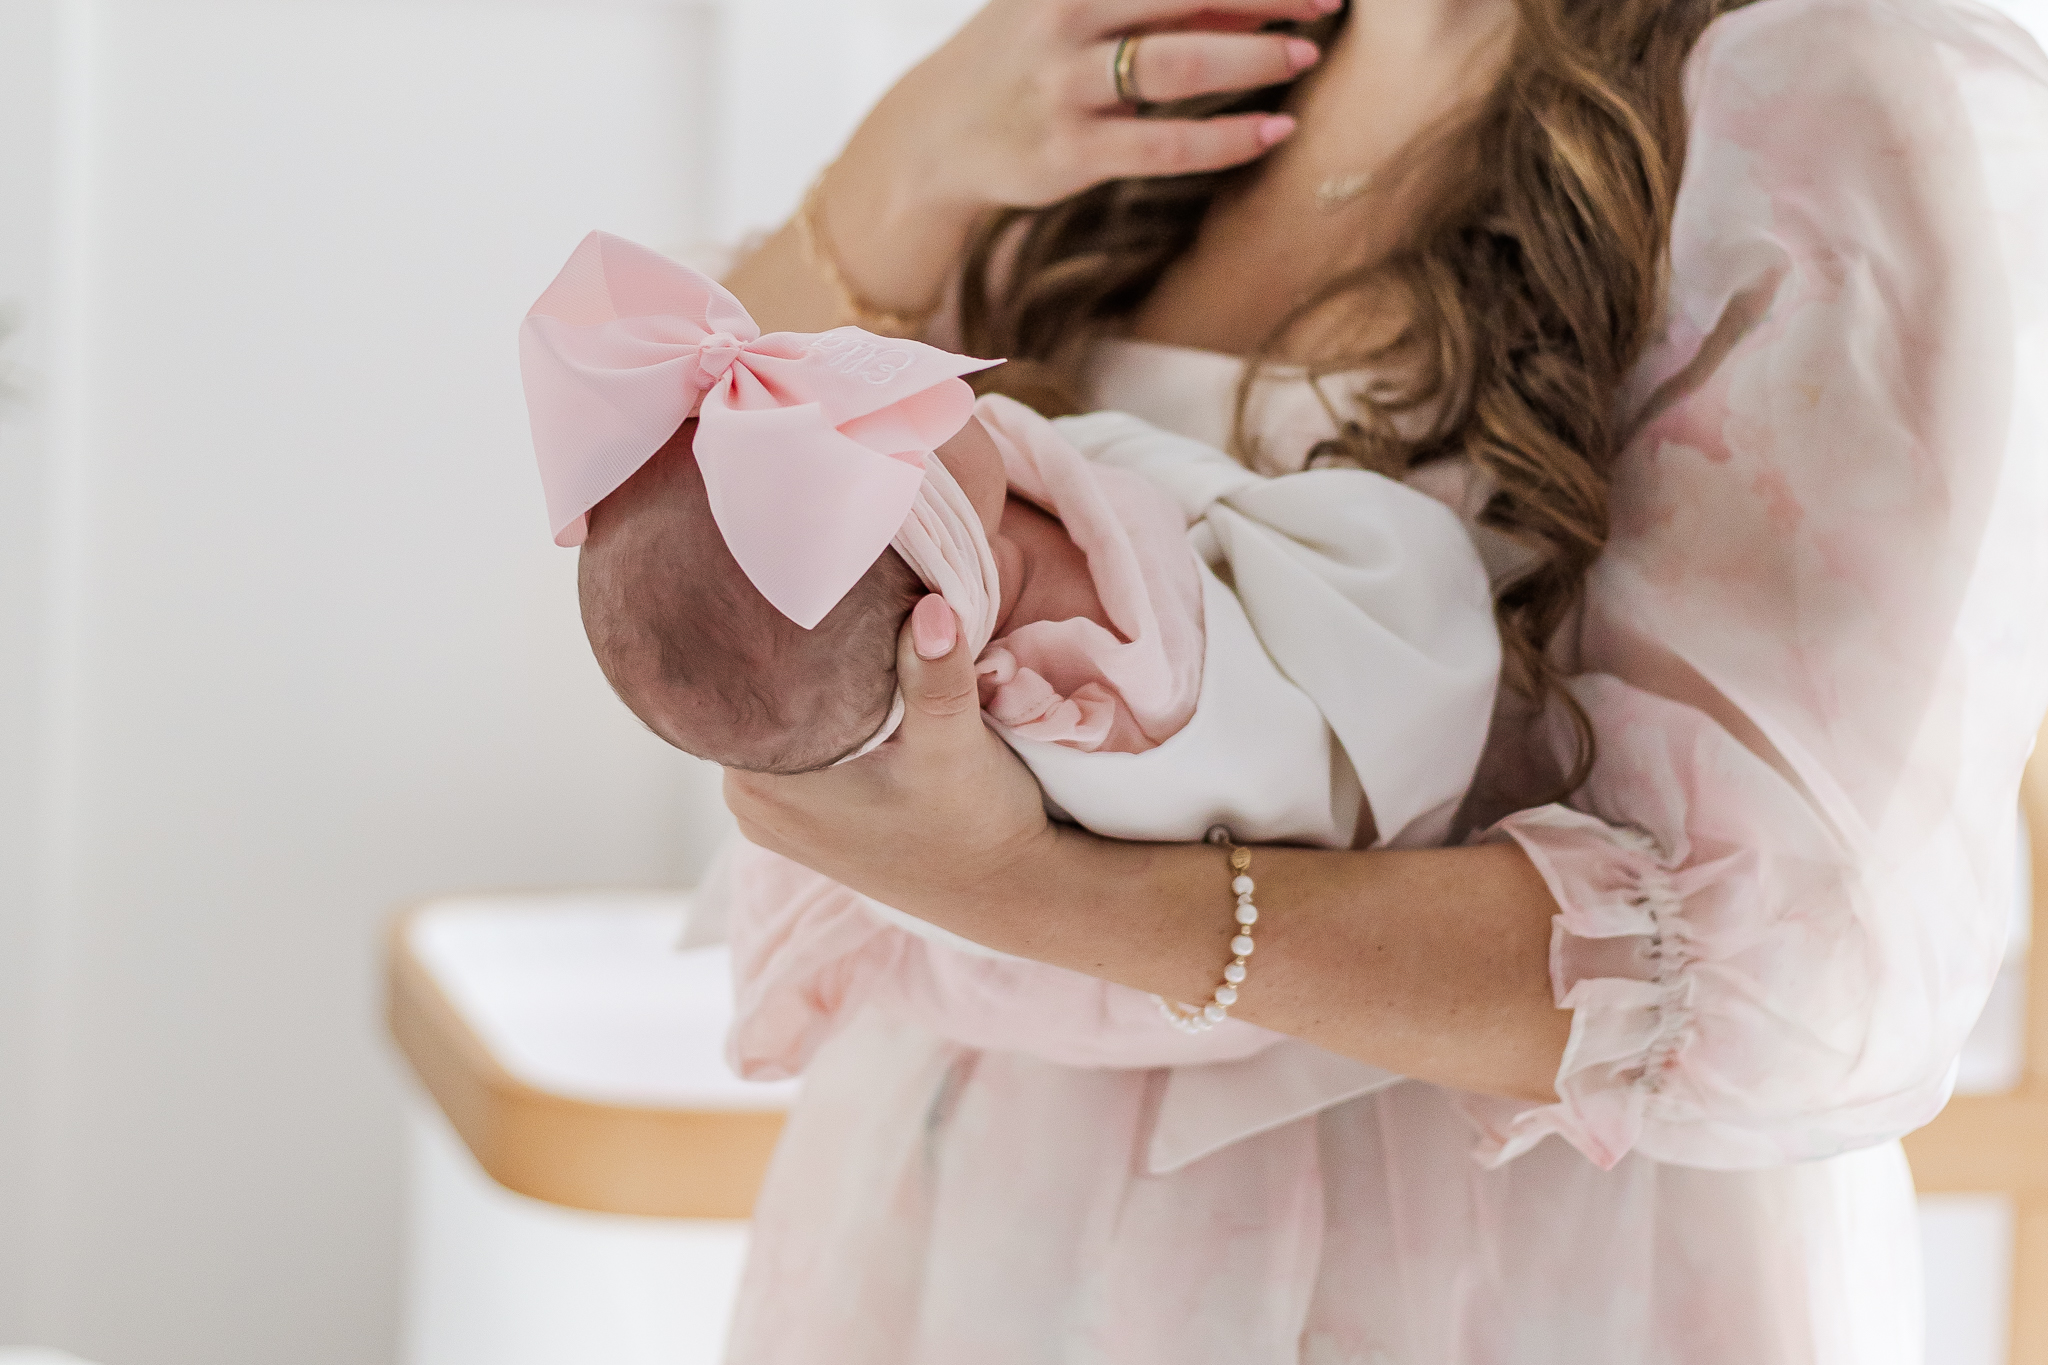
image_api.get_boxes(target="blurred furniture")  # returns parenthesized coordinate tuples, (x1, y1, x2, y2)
(386, 892, 797, 1365)
(1905, 728, 2048, 1365)
(387, 891, 792, 1218)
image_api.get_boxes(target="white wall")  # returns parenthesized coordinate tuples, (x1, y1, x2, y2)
(0, 1, 975, 1359)
(2, 1, 727, 1356)
(0, 1, 949, 1361)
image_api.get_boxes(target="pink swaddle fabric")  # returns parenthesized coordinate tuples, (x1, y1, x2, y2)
(973, 395, 1204, 753)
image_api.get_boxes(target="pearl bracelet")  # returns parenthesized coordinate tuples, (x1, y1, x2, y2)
(1155, 825, 1260, 1034)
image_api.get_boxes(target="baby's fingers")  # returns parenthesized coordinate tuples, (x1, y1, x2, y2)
(1086, 110, 1297, 181)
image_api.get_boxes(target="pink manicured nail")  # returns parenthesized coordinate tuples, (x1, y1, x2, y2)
(1257, 114, 1298, 148)
(1285, 38, 1320, 71)
(911, 594, 958, 660)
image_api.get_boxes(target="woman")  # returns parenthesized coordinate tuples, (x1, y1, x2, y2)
(719, 0, 2048, 1359)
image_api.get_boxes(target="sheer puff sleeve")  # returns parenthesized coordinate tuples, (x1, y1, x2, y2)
(1477, 0, 2048, 1172)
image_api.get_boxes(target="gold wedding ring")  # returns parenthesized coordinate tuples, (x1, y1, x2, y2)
(1111, 34, 1142, 105)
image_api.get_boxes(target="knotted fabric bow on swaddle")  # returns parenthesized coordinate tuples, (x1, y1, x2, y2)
(520, 231, 1006, 756)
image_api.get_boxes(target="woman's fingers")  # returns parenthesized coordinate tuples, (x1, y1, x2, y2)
(1096, 0, 1340, 29)
(1089, 110, 1298, 179)
(896, 595, 982, 738)
(1081, 31, 1319, 108)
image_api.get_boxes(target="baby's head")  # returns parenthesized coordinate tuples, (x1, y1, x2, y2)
(522, 231, 1011, 768)
(578, 416, 1006, 773)
(579, 420, 919, 773)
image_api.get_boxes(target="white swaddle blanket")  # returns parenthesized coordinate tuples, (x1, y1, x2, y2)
(859, 409, 1499, 946)
(1044, 409, 1497, 847)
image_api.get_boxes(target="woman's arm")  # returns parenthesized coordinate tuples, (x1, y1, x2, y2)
(727, 596, 1571, 1101)
(720, 0, 1333, 334)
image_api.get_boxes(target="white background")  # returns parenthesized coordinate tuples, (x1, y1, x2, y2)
(0, 2, 974, 1361)
(0, 2, 2042, 1364)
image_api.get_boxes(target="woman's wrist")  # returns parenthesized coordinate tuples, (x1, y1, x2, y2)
(807, 112, 991, 328)
(804, 151, 978, 331)
(840, 76, 995, 228)
(933, 822, 1242, 1007)
(720, 109, 987, 335)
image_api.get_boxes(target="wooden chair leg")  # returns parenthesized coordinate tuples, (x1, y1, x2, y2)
(2016, 1196, 2048, 1365)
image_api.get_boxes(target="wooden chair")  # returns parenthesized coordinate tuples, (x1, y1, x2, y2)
(1904, 732, 2048, 1364)
(386, 893, 789, 1219)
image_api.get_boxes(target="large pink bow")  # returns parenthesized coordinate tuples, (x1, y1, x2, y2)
(520, 231, 1000, 629)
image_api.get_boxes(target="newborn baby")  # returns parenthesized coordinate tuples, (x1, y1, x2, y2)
(525, 231, 1500, 1058)
(577, 399, 1203, 776)
(525, 230, 1500, 893)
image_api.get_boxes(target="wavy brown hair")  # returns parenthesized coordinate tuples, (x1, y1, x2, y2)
(959, 0, 1753, 793)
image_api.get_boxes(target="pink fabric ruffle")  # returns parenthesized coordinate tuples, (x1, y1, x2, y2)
(1475, 676, 1867, 1170)
(971, 396, 1204, 755)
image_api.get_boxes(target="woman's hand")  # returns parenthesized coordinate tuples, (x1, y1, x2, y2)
(724, 596, 1051, 921)
(861, 0, 1331, 218)
(727, 0, 1331, 332)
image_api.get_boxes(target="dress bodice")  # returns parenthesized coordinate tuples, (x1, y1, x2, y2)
(1086, 338, 1343, 476)
(1088, 338, 1544, 590)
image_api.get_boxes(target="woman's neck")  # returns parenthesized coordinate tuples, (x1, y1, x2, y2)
(1300, 0, 1515, 166)
(1130, 0, 1516, 358)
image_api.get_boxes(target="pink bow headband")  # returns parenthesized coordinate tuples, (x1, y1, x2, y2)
(520, 231, 1003, 631)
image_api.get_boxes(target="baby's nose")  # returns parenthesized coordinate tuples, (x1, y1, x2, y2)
(696, 331, 745, 387)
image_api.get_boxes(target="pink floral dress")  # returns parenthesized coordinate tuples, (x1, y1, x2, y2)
(723, 2, 2048, 1360)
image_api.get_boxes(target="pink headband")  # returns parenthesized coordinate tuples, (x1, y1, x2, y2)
(520, 231, 1002, 632)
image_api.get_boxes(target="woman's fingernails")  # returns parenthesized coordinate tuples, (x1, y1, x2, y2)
(1257, 114, 1298, 148)
(911, 594, 958, 660)
(1311, 0, 1343, 13)
(1285, 38, 1320, 71)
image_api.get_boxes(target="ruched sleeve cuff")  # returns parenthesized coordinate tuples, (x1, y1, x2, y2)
(1477, 809, 1711, 1170)
(1464, 675, 1979, 1173)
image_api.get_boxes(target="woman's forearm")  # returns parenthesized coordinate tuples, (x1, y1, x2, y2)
(728, 600, 1571, 1103)
(941, 826, 1570, 1101)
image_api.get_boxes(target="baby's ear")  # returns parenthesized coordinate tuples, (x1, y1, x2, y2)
(933, 417, 1007, 537)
